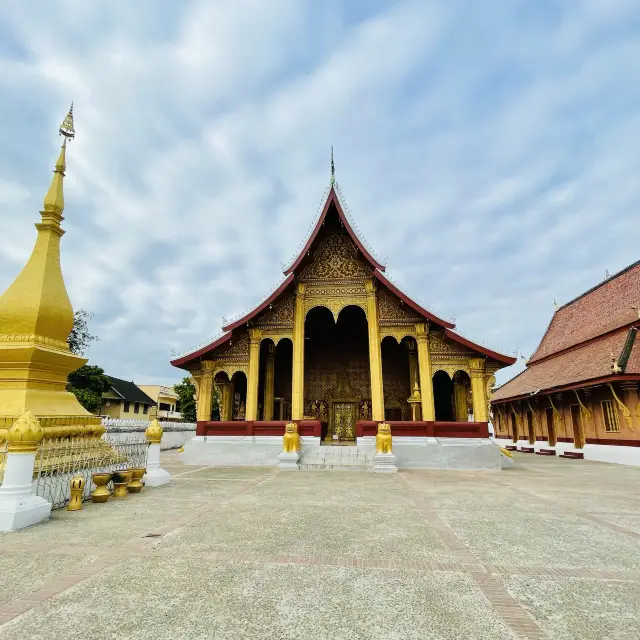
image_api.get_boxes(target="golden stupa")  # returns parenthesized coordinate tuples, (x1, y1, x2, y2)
(0, 106, 104, 441)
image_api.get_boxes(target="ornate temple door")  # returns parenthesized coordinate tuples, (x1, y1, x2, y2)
(329, 402, 356, 442)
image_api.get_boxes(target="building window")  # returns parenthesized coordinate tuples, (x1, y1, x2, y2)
(602, 400, 620, 432)
(143, 405, 149, 415)
(134, 402, 140, 414)
(159, 402, 171, 411)
(123, 401, 130, 413)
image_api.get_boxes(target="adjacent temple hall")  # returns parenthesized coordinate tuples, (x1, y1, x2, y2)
(172, 177, 515, 469)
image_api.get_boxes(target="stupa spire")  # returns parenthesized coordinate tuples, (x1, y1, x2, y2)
(0, 105, 76, 346)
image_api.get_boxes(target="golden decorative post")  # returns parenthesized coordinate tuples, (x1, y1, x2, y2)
(407, 383, 422, 421)
(291, 283, 306, 420)
(0, 412, 51, 531)
(469, 358, 488, 422)
(195, 360, 215, 422)
(263, 342, 275, 421)
(67, 475, 85, 511)
(365, 280, 385, 421)
(453, 380, 468, 422)
(406, 340, 419, 394)
(90, 473, 111, 503)
(415, 324, 436, 421)
(144, 420, 170, 486)
(246, 328, 262, 421)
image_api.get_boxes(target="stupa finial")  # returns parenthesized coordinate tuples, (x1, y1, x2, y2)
(43, 104, 75, 216)
(330, 146, 335, 186)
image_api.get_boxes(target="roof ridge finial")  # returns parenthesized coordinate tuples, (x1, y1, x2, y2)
(330, 146, 335, 186)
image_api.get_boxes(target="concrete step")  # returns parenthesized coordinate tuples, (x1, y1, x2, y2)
(519, 447, 535, 453)
(536, 449, 556, 456)
(300, 446, 374, 471)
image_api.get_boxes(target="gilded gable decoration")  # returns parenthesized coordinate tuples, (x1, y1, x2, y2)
(299, 233, 372, 283)
(378, 288, 421, 326)
(256, 295, 295, 329)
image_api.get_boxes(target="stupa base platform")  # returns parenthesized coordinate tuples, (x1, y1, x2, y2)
(181, 435, 502, 471)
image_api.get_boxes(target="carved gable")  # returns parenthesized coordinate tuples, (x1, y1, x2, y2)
(256, 295, 295, 329)
(378, 287, 422, 326)
(298, 232, 372, 284)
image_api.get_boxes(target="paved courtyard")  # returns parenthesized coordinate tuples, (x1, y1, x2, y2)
(0, 452, 639, 639)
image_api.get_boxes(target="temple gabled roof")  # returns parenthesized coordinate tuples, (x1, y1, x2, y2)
(284, 185, 385, 275)
(493, 260, 640, 402)
(171, 181, 516, 369)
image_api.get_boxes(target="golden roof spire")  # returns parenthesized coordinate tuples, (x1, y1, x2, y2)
(0, 105, 76, 345)
(43, 104, 74, 217)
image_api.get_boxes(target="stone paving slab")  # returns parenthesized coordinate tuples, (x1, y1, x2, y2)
(498, 575, 640, 639)
(0, 451, 640, 638)
(0, 558, 516, 640)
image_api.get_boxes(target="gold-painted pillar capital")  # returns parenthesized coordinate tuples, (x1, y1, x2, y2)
(6, 411, 43, 453)
(365, 279, 377, 295)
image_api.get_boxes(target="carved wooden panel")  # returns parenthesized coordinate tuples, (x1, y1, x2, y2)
(378, 287, 421, 326)
(256, 295, 294, 329)
(299, 232, 372, 283)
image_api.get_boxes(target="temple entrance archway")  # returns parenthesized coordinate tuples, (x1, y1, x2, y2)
(433, 370, 454, 421)
(304, 305, 370, 442)
(381, 336, 411, 421)
(230, 371, 247, 420)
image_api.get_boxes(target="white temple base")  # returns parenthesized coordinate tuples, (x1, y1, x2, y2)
(277, 451, 300, 470)
(373, 453, 398, 473)
(181, 435, 501, 470)
(144, 467, 171, 487)
(181, 436, 321, 467)
(0, 494, 52, 532)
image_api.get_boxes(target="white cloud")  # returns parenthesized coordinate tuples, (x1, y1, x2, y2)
(0, 0, 637, 387)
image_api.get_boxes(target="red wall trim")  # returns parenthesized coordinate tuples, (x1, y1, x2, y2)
(557, 437, 573, 443)
(355, 420, 489, 438)
(198, 420, 321, 438)
(585, 438, 640, 447)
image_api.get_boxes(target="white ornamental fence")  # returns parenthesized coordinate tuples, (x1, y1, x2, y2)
(101, 418, 196, 450)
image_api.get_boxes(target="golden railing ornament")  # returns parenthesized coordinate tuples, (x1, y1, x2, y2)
(128, 468, 145, 493)
(145, 420, 163, 444)
(112, 470, 132, 498)
(91, 472, 111, 503)
(6, 412, 44, 454)
(67, 475, 85, 511)
(283, 422, 300, 453)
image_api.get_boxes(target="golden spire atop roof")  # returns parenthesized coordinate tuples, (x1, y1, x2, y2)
(43, 104, 74, 217)
(0, 105, 77, 346)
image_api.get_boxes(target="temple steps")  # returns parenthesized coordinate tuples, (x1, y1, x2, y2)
(300, 446, 374, 471)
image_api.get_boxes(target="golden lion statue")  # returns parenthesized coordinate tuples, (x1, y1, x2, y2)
(376, 422, 392, 454)
(283, 422, 300, 453)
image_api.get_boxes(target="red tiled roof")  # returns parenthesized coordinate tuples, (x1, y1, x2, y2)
(530, 261, 640, 363)
(492, 328, 639, 401)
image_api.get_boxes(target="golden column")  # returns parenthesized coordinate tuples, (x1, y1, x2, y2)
(263, 342, 275, 421)
(415, 323, 436, 421)
(245, 328, 262, 421)
(291, 283, 306, 420)
(406, 340, 420, 393)
(195, 360, 215, 422)
(217, 381, 232, 421)
(453, 380, 468, 422)
(469, 357, 488, 422)
(365, 280, 385, 421)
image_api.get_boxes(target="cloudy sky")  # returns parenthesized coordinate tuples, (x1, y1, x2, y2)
(0, 0, 638, 387)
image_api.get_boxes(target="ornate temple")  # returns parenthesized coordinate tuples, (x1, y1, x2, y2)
(172, 170, 516, 469)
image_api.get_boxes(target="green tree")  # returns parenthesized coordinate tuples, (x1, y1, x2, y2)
(174, 377, 197, 422)
(67, 309, 99, 355)
(67, 365, 111, 414)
